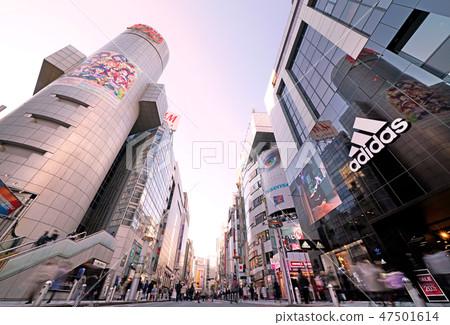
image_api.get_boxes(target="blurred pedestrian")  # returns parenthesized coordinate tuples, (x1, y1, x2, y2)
(423, 248, 450, 298)
(261, 285, 267, 300)
(34, 231, 49, 247)
(354, 260, 388, 305)
(25, 259, 59, 304)
(274, 281, 282, 302)
(249, 283, 255, 301)
(46, 260, 71, 304)
(181, 283, 187, 301)
(48, 230, 59, 242)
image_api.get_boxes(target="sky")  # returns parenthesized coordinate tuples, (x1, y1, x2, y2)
(0, 0, 292, 258)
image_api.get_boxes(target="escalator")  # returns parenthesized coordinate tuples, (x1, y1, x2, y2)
(0, 230, 116, 300)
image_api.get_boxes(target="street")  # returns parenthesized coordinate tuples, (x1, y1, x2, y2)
(116, 299, 286, 307)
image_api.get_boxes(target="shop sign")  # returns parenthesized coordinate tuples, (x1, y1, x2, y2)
(298, 240, 325, 250)
(127, 24, 164, 43)
(349, 117, 410, 172)
(414, 269, 449, 302)
(289, 261, 303, 268)
(93, 259, 106, 269)
(164, 111, 180, 131)
(310, 120, 338, 141)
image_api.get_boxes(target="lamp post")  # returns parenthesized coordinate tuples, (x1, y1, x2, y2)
(129, 236, 154, 300)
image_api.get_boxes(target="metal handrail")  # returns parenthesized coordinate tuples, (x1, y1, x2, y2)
(0, 232, 87, 263)
(0, 239, 36, 256)
(0, 236, 26, 247)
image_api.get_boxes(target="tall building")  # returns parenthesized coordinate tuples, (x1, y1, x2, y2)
(0, 24, 190, 300)
(237, 112, 306, 300)
(0, 24, 169, 243)
(266, 0, 450, 302)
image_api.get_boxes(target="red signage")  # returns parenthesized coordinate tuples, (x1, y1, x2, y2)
(127, 24, 163, 43)
(289, 261, 303, 268)
(414, 269, 448, 302)
(417, 275, 443, 296)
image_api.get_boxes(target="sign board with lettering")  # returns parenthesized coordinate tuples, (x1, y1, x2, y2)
(414, 269, 448, 302)
(310, 120, 339, 141)
(164, 111, 180, 131)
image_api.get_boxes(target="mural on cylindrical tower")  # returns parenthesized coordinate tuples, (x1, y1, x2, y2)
(0, 24, 169, 241)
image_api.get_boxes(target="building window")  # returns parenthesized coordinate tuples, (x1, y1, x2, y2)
(387, 10, 450, 80)
(254, 212, 267, 225)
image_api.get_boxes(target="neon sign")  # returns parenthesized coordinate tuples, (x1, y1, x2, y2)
(127, 24, 163, 43)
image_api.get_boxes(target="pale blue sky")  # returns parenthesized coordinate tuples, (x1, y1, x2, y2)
(0, 0, 292, 258)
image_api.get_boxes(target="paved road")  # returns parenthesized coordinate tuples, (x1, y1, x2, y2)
(117, 299, 286, 307)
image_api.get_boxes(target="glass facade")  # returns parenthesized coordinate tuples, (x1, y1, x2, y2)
(271, 0, 450, 297)
(108, 124, 174, 239)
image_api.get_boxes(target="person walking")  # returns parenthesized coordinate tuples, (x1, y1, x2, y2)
(297, 273, 311, 304)
(175, 281, 182, 302)
(34, 231, 50, 247)
(46, 260, 71, 303)
(243, 285, 250, 302)
(181, 283, 187, 301)
(249, 283, 255, 301)
(274, 281, 282, 303)
(230, 276, 239, 304)
(261, 285, 267, 300)
(48, 229, 59, 242)
(25, 259, 59, 304)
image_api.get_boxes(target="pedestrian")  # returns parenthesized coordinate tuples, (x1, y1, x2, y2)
(210, 287, 215, 302)
(46, 260, 71, 303)
(25, 258, 59, 304)
(189, 284, 195, 300)
(181, 283, 187, 301)
(297, 273, 311, 304)
(85, 274, 99, 300)
(142, 280, 149, 300)
(48, 229, 59, 242)
(274, 281, 282, 302)
(230, 276, 239, 304)
(249, 283, 255, 301)
(175, 281, 182, 302)
(34, 231, 49, 247)
(243, 285, 250, 301)
(261, 285, 267, 300)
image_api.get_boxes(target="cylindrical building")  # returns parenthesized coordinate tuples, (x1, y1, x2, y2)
(0, 24, 169, 242)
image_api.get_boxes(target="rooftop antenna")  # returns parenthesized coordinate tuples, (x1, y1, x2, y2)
(251, 104, 256, 113)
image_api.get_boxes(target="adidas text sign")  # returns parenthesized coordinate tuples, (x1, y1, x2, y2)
(349, 117, 410, 172)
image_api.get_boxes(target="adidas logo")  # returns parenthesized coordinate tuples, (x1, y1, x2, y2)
(349, 117, 410, 172)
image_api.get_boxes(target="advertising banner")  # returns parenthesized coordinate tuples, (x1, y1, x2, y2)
(258, 147, 294, 216)
(55, 51, 140, 106)
(0, 180, 22, 217)
(295, 151, 342, 224)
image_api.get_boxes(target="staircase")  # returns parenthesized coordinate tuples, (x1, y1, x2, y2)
(0, 231, 116, 300)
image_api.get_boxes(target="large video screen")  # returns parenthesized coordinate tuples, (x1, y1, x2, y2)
(296, 152, 342, 224)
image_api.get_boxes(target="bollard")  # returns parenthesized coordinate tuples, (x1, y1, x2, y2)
(33, 281, 52, 307)
(327, 284, 340, 307)
(136, 291, 142, 301)
(125, 289, 131, 301)
(73, 284, 87, 305)
(294, 287, 302, 304)
(402, 277, 426, 307)
(106, 286, 115, 302)
(66, 279, 79, 301)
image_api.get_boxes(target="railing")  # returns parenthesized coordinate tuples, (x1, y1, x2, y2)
(0, 230, 116, 282)
(0, 236, 26, 255)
